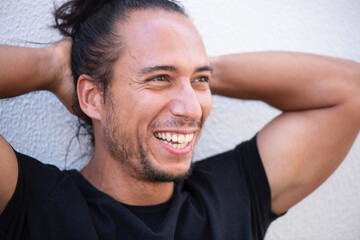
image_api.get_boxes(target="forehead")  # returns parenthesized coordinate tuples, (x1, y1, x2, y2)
(115, 9, 209, 69)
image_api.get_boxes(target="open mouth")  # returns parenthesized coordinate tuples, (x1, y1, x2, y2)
(154, 132, 194, 149)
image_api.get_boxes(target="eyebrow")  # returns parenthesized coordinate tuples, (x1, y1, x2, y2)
(139, 65, 177, 75)
(195, 66, 213, 74)
(138, 65, 213, 75)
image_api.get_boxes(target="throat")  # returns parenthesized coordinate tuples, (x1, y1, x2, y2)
(81, 159, 174, 206)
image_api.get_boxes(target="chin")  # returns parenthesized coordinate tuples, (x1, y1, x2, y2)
(140, 159, 193, 183)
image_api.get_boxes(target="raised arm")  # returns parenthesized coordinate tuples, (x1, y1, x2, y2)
(0, 40, 73, 214)
(210, 52, 360, 214)
(0, 40, 73, 109)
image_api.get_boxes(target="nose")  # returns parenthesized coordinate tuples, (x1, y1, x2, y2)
(169, 81, 202, 121)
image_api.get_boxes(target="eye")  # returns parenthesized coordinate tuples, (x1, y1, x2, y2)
(146, 75, 170, 82)
(194, 76, 210, 83)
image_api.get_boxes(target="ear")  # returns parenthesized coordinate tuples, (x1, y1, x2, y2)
(77, 74, 103, 120)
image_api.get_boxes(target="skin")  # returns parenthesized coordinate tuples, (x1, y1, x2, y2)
(78, 10, 212, 205)
(211, 53, 360, 213)
(0, 41, 73, 213)
(0, 9, 360, 216)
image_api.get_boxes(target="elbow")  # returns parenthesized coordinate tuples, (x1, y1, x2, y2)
(335, 62, 360, 126)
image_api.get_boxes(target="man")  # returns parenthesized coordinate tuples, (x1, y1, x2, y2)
(0, 0, 359, 239)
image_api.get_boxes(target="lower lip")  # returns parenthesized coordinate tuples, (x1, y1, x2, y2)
(156, 138, 193, 156)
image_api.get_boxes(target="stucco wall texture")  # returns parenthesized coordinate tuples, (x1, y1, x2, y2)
(0, 0, 359, 239)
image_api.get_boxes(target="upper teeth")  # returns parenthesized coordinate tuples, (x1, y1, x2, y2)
(154, 132, 194, 144)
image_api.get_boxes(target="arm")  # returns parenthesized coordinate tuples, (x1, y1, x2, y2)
(0, 40, 74, 110)
(210, 52, 360, 214)
(0, 40, 73, 214)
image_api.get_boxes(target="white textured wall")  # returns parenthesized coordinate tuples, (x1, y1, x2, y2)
(0, 0, 359, 239)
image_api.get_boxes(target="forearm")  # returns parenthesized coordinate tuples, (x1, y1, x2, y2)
(213, 52, 360, 214)
(210, 52, 360, 111)
(0, 45, 57, 98)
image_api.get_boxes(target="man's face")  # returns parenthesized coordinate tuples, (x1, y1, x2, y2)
(101, 10, 212, 182)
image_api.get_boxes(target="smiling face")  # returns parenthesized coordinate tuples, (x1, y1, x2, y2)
(100, 9, 212, 182)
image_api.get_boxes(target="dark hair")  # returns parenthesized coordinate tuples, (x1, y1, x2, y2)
(53, 0, 187, 146)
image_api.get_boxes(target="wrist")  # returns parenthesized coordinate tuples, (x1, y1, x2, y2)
(35, 45, 59, 93)
(44, 40, 72, 95)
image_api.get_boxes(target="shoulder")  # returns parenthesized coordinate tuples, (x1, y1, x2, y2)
(191, 134, 276, 208)
(183, 136, 277, 238)
(191, 136, 259, 176)
(0, 134, 65, 220)
(14, 150, 64, 190)
(1, 147, 67, 218)
(187, 135, 273, 215)
(0, 150, 96, 239)
(186, 136, 261, 202)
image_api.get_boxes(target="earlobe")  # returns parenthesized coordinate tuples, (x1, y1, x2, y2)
(77, 74, 103, 120)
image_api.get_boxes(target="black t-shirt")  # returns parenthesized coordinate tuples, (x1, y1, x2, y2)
(0, 136, 280, 240)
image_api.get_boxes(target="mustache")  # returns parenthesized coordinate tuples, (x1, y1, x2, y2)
(149, 118, 202, 129)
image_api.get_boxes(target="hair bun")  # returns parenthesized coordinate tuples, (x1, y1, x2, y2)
(54, 0, 112, 38)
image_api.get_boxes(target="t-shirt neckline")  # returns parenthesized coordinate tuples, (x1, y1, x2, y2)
(64, 169, 175, 213)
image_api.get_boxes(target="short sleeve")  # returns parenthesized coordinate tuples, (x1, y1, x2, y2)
(0, 151, 63, 240)
(186, 135, 281, 239)
(0, 150, 28, 239)
(235, 135, 280, 237)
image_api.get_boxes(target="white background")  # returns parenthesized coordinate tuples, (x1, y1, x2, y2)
(0, 0, 359, 239)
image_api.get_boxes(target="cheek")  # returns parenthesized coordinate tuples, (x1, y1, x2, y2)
(124, 93, 169, 139)
(137, 92, 169, 114)
(199, 91, 212, 121)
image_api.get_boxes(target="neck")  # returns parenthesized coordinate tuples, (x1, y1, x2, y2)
(80, 149, 174, 206)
